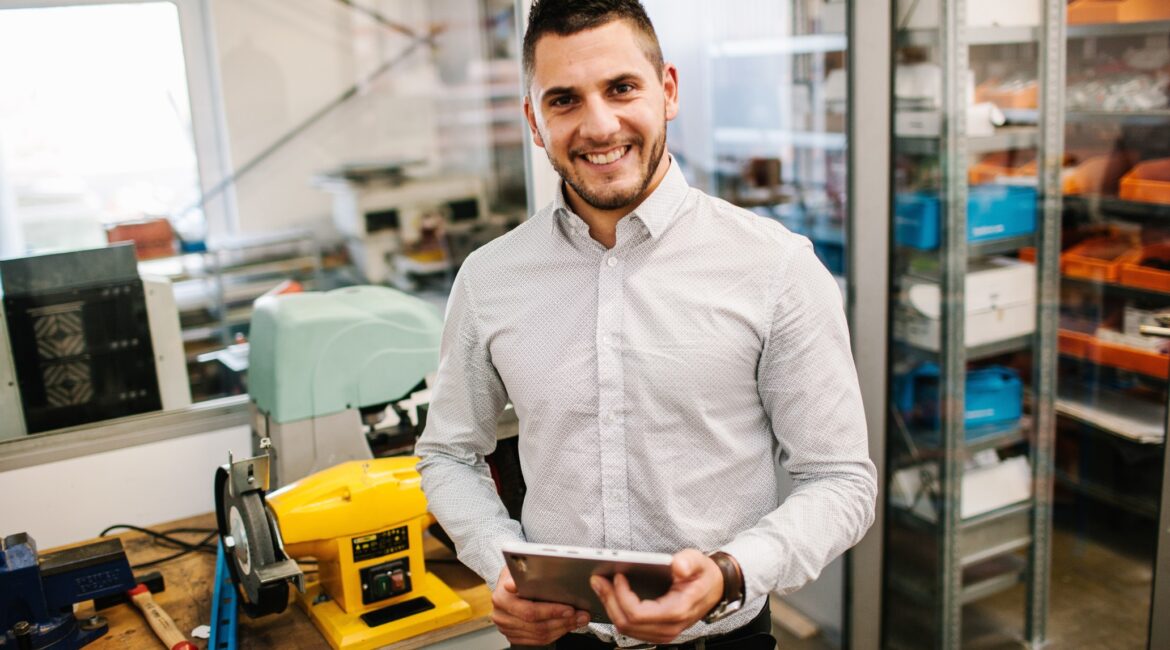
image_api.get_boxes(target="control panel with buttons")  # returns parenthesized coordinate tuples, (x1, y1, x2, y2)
(360, 557, 413, 605)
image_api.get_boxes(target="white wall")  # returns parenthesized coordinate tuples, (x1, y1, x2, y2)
(207, 0, 452, 238)
(0, 425, 249, 548)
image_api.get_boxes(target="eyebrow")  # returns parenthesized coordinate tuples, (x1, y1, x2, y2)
(541, 71, 645, 102)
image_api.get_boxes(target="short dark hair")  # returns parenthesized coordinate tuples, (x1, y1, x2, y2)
(522, 0, 664, 93)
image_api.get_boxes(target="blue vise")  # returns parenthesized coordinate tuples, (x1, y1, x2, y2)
(0, 533, 135, 649)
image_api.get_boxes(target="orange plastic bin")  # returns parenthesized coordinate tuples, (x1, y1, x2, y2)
(1068, 0, 1170, 24)
(1060, 237, 1138, 282)
(1059, 329, 1169, 379)
(1120, 159, 1170, 205)
(1119, 243, 1170, 293)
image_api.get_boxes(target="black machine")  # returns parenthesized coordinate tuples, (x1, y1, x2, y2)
(0, 244, 167, 435)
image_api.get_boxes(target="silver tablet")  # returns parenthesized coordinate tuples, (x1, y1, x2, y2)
(501, 541, 674, 623)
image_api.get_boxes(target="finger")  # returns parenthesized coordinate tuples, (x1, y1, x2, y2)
(612, 573, 667, 620)
(501, 571, 518, 593)
(671, 549, 706, 582)
(511, 598, 578, 623)
(591, 575, 630, 629)
(491, 609, 579, 637)
(493, 583, 577, 622)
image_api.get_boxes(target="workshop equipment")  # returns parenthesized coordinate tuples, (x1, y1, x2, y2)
(314, 164, 490, 288)
(0, 243, 190, 440)
(247, 285, 443, 487)
(0, 533, 135, 649)
(213, 444, 471, 650)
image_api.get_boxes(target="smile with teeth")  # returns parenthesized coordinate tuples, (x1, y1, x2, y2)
(583, 146, 630, 165)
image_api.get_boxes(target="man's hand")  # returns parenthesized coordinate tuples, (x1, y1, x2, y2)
(590, 549, 723, 644)
(491, 566, 591, 646)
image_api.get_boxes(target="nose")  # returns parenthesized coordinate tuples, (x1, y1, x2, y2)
(578, 95, 621, 143)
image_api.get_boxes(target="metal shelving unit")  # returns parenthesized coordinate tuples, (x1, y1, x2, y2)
(884, 0, 1063, 647)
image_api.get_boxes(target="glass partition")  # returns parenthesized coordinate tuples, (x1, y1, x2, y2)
(1051, 9, 1170, 649)
(884, 1, 1170, 647)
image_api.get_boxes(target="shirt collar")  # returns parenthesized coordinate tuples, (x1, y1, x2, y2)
(551, 155, 689, 239)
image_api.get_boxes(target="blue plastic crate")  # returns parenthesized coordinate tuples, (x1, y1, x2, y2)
(895, 185, 1038, 250)
(896, 362, 1023, 430)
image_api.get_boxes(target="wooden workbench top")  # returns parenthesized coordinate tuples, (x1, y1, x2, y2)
(68, 513, 495, 649)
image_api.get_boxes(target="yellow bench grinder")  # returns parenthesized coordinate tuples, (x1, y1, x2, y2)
(213, 446, 472, 649)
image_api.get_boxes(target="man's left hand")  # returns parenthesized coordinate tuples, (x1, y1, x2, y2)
(590, 549, 722, 644)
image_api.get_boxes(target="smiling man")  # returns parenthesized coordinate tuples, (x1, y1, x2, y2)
(414, 1, 877, 648)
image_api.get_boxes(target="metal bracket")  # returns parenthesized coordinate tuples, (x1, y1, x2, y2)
(227, 439, 273, 497)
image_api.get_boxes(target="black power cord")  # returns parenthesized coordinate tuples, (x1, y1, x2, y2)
(99, 524, 321, 570)
(99, 524, 219, 570)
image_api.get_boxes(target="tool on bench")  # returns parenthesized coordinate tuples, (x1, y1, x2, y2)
(128, 584, 196, 650)
(211, 441, 471, 650)
(0, 533, 135, 649)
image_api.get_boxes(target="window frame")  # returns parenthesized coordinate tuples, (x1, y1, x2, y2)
(0, 0, 242, 469)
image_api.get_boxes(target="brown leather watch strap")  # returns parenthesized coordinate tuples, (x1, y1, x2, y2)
(707, 551, 745, 620)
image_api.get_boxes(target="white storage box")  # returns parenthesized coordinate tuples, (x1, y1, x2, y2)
(891, 455, 1032, 521)
(896, 0, 1041, 29)
(897, 257, 1036, 351)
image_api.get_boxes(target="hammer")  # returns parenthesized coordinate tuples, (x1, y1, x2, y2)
(128, 584, 197, 650)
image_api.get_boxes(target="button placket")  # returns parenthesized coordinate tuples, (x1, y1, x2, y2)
(596, 251, 630, 548)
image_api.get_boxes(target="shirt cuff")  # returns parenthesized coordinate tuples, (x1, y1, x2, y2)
(463, 530, 526, 591)
(720, 534, 781, 603)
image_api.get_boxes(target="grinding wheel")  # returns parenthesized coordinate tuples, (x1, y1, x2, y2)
(214, 465, 289, 617)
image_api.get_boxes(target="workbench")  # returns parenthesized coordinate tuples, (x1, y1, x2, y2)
(66, 513, 505, 649)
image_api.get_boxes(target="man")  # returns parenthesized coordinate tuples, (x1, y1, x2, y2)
(415, 1, 877, 647)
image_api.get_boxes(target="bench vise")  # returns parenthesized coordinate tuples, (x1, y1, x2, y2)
(0, 533, 135, 649)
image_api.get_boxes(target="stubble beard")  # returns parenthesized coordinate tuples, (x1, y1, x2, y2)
(548, 118, 668, 212)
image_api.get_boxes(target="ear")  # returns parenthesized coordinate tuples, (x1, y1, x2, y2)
(662, 62, 680, 122)
(523, 96, 546, 149)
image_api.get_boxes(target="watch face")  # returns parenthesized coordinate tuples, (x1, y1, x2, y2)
(703, 598, 744, 624)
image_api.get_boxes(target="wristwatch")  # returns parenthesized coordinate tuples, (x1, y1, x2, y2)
(703, 551, 745, 624)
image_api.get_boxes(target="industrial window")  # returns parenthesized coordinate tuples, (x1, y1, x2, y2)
(0, 0, 230, 258)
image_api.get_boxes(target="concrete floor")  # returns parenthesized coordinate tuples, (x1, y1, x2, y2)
(772, 522, 1154, 649)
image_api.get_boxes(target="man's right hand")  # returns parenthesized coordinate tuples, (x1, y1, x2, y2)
(491, 567, 591, 646)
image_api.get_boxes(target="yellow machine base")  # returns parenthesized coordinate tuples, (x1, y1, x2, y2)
(297, 572, 472, 650)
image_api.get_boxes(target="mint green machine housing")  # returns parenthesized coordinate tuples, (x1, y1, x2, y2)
(248, 285, 443, 486)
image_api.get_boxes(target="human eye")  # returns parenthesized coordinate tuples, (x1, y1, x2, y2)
(548, 94, 575, 108)
(613, 82, 635, 95)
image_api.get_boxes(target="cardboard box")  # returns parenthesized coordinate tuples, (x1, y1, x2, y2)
(105, 218, 176, 260)
(897, 257, 1036, 351)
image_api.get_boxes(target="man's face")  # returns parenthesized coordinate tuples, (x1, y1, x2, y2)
(524, 20, 679, 213)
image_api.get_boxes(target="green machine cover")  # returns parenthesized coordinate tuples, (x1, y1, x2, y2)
(248, 285, 444, 424)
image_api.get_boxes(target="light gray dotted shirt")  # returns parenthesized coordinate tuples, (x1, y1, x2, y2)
(416, 158, 876, 646)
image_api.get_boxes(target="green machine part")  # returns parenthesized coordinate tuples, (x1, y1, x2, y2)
(248, 285, 444, 424)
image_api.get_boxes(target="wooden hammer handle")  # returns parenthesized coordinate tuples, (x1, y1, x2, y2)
(129, 585, 197, 650)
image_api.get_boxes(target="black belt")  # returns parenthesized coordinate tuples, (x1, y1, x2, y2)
(554, 598, 775, 650)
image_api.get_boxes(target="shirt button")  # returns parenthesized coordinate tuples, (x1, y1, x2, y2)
(607, 257, 618, 267)
(602, 335, 613, 346)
